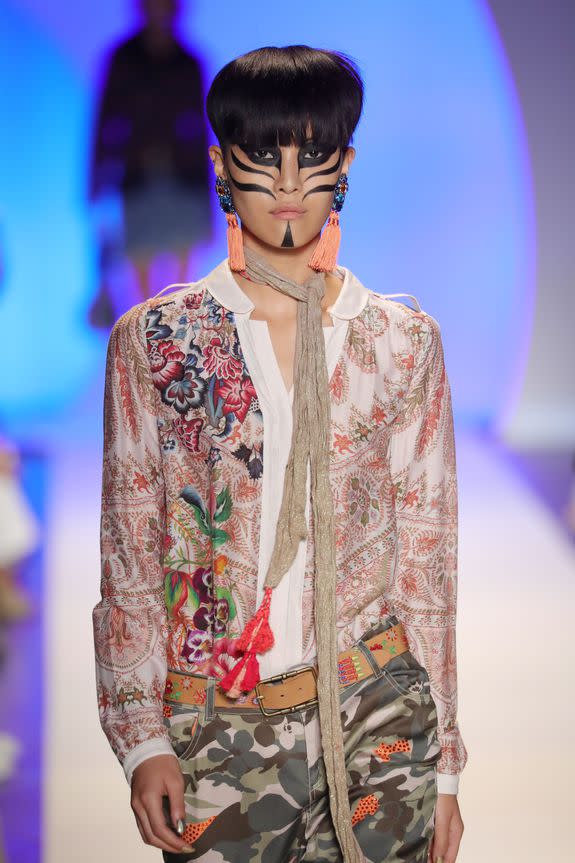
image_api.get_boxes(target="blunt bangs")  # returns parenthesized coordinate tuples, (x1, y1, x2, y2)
(206, 45, 364, 152)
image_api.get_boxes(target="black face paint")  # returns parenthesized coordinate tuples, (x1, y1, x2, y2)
(281, 222, 294, 247)
(227, 145, 278, 198)
(240, 146, 282, 169)
(230, 147, 275, 179)
(297, 143, 339, 170)
(226, 141, 343, 203)
(303, 150, 343, 181)
(228, 174, 276, 198)
(302, 182, 338, 200)
(237, 142, 340, 175)
(301, 152, 342, 198)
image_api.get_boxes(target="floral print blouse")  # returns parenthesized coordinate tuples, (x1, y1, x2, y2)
(92, 257, 468, 794)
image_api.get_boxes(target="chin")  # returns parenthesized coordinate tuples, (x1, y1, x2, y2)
(275, 228, 318, 250)
(264, 233, 302, 250)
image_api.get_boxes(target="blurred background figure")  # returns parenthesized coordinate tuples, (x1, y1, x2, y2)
(0, 437, 39, 863)
(0, 224, 38, 624)
(88, 0, 214, 326)
(565, 452, 575, 535)
(0, 213, 41, 863)
(0, 440, 38, 622)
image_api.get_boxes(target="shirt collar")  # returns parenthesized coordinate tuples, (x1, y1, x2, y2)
(203, 257, 369, 321)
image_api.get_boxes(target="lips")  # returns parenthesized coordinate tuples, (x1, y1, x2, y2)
(271, 209, 306, 219)
(271, 206, 306, 216)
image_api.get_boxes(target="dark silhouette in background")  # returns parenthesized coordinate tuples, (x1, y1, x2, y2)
(88, 0, 214, 326)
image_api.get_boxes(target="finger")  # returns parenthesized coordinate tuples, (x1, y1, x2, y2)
(429, 838, 445, 863)
(444, 818, 464, 863)
(136, 796, 184, 853)
(132, 809, 148, 845)
(430, 816, 448, 863)
(132, 801, 163, 849)
(165, 775, 186, 833)
(144, 791, 190, 853)
(427, 825, 436, 860)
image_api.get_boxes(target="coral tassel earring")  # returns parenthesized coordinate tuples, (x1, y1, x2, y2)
(308, 210, 341, 272)
(215, 175, 246, 272)
(308, 171, 348, 272)
(226, 211, 246, 272)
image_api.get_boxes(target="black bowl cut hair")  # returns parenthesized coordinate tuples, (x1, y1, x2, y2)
(206, 45, 364, 154)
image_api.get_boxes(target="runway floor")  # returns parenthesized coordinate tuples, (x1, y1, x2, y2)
(1, 395, 573, 862)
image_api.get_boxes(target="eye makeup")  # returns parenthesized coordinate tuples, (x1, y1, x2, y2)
(233, 142, 341, 175)
(230, 148, 275, 177)
(242, 147, 282, 168)
(297, 143, 338, 169)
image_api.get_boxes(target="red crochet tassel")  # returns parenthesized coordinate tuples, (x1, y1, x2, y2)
(219, 587, 275, 698)
(226, 211, 246, 272)
(308, 209, 341, 271)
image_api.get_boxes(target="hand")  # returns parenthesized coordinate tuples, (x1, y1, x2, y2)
(428, 793, 464, 863)
(131, 754, 193, 854)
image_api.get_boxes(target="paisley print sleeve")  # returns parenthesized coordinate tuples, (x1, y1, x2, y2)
(387, 310, 468, 791)
(92, 303, 177, 784)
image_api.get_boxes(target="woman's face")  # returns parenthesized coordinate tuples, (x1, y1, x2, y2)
(209, 129, 355, 250)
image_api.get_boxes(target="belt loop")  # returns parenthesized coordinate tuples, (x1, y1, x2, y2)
(205, 677, 216, 720)
(355, 639, 384, 678)
(382, 612, 399, 630)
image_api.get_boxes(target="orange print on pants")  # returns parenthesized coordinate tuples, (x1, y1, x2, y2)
(351, 793, 379, 826)
(373, 738, 412, 761)
(182, 816, 217, 846)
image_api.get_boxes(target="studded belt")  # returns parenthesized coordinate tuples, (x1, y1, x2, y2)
(164, 622, 410, 717)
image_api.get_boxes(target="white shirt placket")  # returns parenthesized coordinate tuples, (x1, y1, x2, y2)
(234, 312, 348, 679)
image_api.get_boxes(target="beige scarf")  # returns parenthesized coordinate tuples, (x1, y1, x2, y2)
(240, 244, 363, 862)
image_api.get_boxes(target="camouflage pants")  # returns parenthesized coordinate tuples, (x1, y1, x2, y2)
(162, 616, 441, 863)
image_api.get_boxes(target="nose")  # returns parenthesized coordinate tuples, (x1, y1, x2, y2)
(274, 148, 301, 197)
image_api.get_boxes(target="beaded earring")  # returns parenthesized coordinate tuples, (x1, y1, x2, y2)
(215, 175, 246, 272)
(308, 172, 348, 272)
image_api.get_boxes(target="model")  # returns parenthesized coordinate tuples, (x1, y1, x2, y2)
(92, 45, 467, 863)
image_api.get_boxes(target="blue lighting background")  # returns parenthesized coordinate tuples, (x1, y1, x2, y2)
(0, 0, 534, 431)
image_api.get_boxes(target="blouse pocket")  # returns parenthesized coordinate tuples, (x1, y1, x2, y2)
(381, 650, 432, 700)
(162, 701, 204, 761)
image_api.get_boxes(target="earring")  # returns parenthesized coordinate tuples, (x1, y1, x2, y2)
(216, 175, 246, 272)
(308, 172, 348, 272)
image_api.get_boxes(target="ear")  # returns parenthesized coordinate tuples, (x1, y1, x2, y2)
(341, 146, 356, 174)
(209, 144, 226, 177)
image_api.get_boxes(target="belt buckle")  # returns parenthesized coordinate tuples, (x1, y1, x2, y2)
(255, 665, 318, 716)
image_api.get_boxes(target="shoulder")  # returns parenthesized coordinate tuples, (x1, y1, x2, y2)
(148, 277, 207, 313)
(109, 32, 141, 63)
(338, 264, 443, 352)
(112, 279, 207, 336)
(105, 303, 150, 372)
(360, 283, 442, 344)
(107, 280, 206, 367)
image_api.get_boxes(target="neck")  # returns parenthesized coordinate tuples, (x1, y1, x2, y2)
(241, 227, 325, 286)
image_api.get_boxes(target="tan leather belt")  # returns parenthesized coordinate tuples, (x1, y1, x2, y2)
(163, 622, 409, 717)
